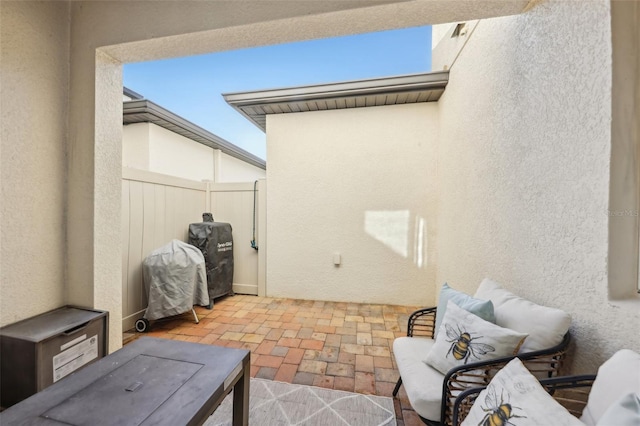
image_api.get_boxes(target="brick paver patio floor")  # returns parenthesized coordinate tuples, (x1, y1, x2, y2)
(127, 294, 425, 426)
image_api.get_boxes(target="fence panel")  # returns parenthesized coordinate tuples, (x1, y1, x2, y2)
(121, 168, 207, 332)
(121, 169, 265, 332)
(209, 182, 261, 296)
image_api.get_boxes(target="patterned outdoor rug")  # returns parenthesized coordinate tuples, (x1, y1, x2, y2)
(204, 378, 396, 426)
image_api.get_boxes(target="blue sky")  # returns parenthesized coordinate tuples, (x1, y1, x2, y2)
(124, 26, 432, 160)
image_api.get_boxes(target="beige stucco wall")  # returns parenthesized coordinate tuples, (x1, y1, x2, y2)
(122, 123, 150, 171)
(123, 122, 265, 182)
(216, 151, 266, 183)
(434, 0, 639, 372)
(0, 2, 69, 325)
(431, 24, 450, 49)
(148, 124, 215, 182)
(266, 103, 438, 306)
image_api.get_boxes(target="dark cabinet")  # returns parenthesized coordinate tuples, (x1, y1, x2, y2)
(0, 306, 108, 408)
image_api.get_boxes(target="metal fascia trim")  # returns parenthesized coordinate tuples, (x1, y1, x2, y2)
(222, 71, 449, 131)
(223, 71, 449, 105)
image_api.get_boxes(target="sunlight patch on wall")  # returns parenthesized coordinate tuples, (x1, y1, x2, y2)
(364, 210, 410, 258)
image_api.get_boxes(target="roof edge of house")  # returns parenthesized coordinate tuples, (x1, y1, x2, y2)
(222, 70, 449, 131)
(122, 98, 266, 170)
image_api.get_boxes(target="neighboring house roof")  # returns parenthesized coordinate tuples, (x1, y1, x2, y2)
(222, 71, 449, 132)
(123, 87, 143, 100)
(122, 95, 266, 170)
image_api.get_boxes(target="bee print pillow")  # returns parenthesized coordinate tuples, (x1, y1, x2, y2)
(461, 358, 583, 426)
(424, 301, 528, 375)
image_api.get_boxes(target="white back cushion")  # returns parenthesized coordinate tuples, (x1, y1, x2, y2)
(581, 349, 640, 426)
(474, 278, 571, 352)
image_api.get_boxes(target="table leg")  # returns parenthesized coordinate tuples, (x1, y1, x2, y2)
(232, 362, 249, 426)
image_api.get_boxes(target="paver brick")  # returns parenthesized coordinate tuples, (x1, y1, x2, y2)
(354, 371, 376, 395)
(375, 367, 399, 383)
(298, 360, 327, 375)
(240, 333, 265, 343)
(283, 347, 305, 364)
(333, 377, 355, 392)
(356, 333, 373, 345)
(255, 340, 276, 355)
(277, 337, 301, 348)
(265, 328, 285, 341)
(365, 346, 391, 357)
(292, 372, 315, 386)
(324, 334, 341, 347)
(341, 343, 365, 355)
(271, 346, 289, 357)
(356, 322, 372, 332)
(374, 356, 394, 369)
(254, 355, 284, 369)
(355, 354, 374, 373)
(317, 347, 340, 363)
(313, 375, 334, 389)
(326, 362, 354, 377)
(299, 339, 324, 350)
(256, 367, 277, 380)
(220, 331, 244, 341)
(274, 363, 298, 382)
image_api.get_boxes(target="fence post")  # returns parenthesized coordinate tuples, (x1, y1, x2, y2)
(258, 178, 267, 297)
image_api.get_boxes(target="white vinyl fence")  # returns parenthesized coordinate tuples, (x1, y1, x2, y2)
(121, 168, 265, 332)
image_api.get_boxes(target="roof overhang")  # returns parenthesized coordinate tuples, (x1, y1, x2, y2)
(223, 71, 449, 132)
(123, 99, 266, 169)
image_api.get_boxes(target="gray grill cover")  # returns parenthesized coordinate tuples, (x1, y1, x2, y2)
(142, 240, 208, 321)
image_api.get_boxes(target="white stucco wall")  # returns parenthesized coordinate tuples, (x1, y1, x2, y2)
(148, 124, 215, 182)
(434, 0, 639, 372)
(1, 2, 69, 325)
(122, 123, 150, 171)
(122, 122, 264, 183)
(216, 151, 266, 183)
(431, 23, 451, 49)
(266, 103, 438, 306)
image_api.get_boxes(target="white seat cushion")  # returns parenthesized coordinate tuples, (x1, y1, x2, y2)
(393, 336, 444, 421)
(581, 349, 640, 426)
(474, 278, 571, 352)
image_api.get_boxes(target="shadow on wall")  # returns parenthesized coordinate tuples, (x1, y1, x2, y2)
(364, 210, 427, 268)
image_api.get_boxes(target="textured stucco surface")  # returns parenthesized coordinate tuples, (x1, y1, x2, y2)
(434, 0, 639, 372)
(216, 152, 266, 183)
(122, 123, 150, 171)
(148, 124, 215, 182)
(1, 2, 69, 325)
(266, 103, 438, 306)
(123, 123, 265, 182)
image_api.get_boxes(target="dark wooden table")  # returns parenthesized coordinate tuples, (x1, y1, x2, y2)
(0, 337, 250, 426)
